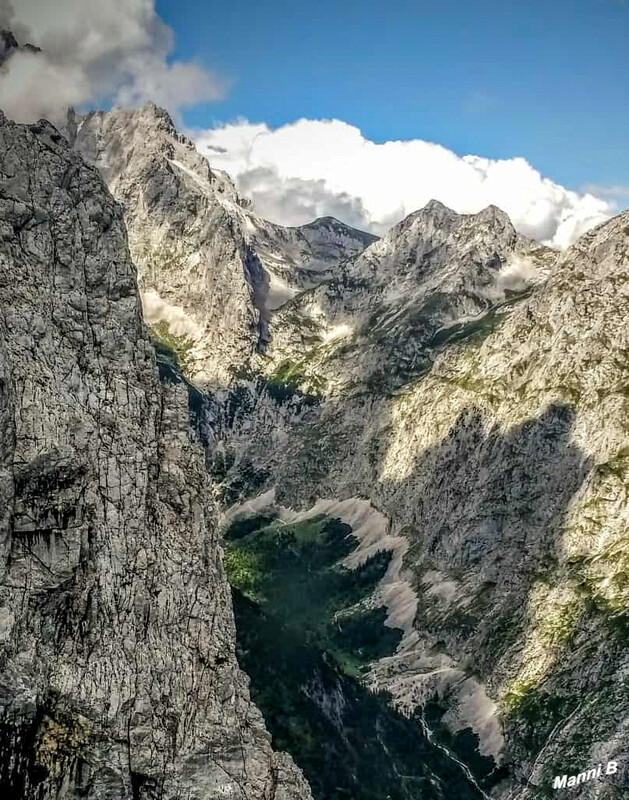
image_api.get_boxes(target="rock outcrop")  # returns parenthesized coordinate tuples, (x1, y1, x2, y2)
(0, 111, 311, 800)
(0, 28, 41, 65)
(262, 199, 555, 393)
(268, 209, 629, 797)
(70, 104, 375, 387)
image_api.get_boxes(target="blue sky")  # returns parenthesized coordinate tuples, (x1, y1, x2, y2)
(3, 1, 625, 243)
(159, 0, 629, 196)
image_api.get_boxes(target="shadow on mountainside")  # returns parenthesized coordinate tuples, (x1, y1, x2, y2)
(384, 401, 593, 667)
(273, 397, 601, 786)
(363, 399, 629, 796)
(390, 402, 590, 582)
(154, 340, 627, 795)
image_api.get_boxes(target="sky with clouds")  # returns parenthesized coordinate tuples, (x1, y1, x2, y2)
(196, 118, 610, 247)
(0, 0, 224, 124)
(1, 0, 627, 246)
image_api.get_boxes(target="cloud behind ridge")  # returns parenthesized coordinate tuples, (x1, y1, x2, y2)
(195, 118, 612, 247)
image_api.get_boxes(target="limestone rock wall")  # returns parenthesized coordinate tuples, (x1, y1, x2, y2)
(272, 211, 629, 797)
(0, 111, 311, 800)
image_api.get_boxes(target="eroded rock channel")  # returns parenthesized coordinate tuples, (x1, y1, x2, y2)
(222, 512, 500, 800)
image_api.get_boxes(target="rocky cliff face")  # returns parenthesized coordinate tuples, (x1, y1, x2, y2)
(70, 104, 374, 387)
(0, 28, 40, 65)
(260, 199, 554, 394)
(265, 210, 629, 797)
(0, 111, 311, 800)
(2, 89, 626, 800)
(209, 203, 628, 797)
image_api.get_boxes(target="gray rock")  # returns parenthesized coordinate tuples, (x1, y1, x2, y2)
(268, 208, 629, 798)
(0, 111, 311, 800)
(211, 200, 629, 798)
(70, 105, 374, 387)
(17, 97, 627, 799)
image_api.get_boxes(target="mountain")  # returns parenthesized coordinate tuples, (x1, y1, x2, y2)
(0, 28, 41, 64)
(0, 88, 627, 800)
(67, 101, 628, 797)
(0, 111, 311, 800)
(263, 208, 629, 798)
(203, 199, 629, 797)
(69, 104, 375, 386)
(262, 199, 555, 394)
(0, 29, 19, 62)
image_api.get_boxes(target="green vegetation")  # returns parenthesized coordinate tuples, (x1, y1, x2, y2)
(224, 513, 489, 800)
(539, 599, 582, 647)
(502, 677, 542, 714)
(424, 302, 512, 350)
(360, 290, 526, 396)
(568, 552, 629, 643)
(150, 320, 196, 374)
(267, 357, 326, 397)
(225, 514, 398, 660)
(503, 680, 579, 753)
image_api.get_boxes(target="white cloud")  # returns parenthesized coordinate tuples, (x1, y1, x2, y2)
(0, 0, 224, 124)
(0, 1, 30, 46)
(195, 118, 612, 247)
(581, 184, 629, 200)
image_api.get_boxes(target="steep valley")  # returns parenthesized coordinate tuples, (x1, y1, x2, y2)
(223, 512, 495, 800)
(150, 165, 629, 796)
(0, 89, 627, 800)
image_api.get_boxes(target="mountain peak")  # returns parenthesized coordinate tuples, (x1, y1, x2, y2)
(299, 216, 378, 246)
(422, 199, 455, 214)
(0, 28, 42, 64)
(310, 215, 343, 226)
(475, 203, 512, 224)
(0, 29, 19, 62)
(138, 101, 178, 132)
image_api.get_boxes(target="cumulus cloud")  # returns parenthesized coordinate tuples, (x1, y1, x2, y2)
(0, 0, 224, 124)
(0, 1, 30, 47)
(581, 184, 629, 201)
(237, 167, 374, 230)
(195, 118, 612, 247)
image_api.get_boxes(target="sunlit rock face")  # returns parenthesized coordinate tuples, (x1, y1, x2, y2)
(260, 199, 556, 393)
(266, 210, 629, 797)
(7, 93, 626, 800)
(0, 112, 311, 800)
(70, 104, 374, 388)
(207, 201, 629, 797)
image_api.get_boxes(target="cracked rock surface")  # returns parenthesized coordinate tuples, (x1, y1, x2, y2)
(0, 111, 311, 800)
(70, 104, 374, 387)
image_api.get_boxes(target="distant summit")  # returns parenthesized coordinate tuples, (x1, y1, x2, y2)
(299, 215, 379, 247)
(0, 29, 41, 65)
(0, 29, 19, 63)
